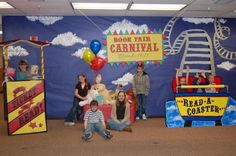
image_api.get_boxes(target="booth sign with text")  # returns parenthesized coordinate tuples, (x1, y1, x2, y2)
(6, 80, 47, 135)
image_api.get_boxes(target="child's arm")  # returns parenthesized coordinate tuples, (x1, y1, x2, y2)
(84, 120, 88, 129)
(99, 111, 106, 128)
(186, 66, 190, 85)
(75, 89, 87, 100)
(101, 120, 106, 128)
(176, 68, 180, 86)
(121, 103, 130, 123)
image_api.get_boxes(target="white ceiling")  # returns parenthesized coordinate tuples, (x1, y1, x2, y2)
(0, 0, 235, 17)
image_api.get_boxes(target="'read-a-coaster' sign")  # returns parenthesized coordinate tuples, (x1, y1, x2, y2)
(175, 95, 228, 120)
(6, 80, 47, 135)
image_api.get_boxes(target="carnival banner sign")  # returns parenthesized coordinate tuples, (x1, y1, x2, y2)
(6, 80, 47, 135)
(106, 30, 164, 63)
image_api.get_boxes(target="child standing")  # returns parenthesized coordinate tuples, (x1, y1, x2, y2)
(133, 63, 150, 120)
(81, 100, 113, 141)
(65, 74, 91, 126)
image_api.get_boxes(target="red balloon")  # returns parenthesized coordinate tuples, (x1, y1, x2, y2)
(90, 56, 105, 72)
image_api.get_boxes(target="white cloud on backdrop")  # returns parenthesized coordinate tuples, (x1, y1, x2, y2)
(182, 17, 227, 24)
(6, 46, 29, 58)
(217, 61, 236, 71)
(26, 16, 63, 25)
(51, 32, 87, 47)
(103, 19, 149, 35)
(72, 47, 89, 59)
(111, 72, 134, 86)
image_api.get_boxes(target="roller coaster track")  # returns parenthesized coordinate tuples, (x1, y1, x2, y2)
(163, 17, 179, 55)
(213, 18, 236, 60)
(163, 17, 215, 76)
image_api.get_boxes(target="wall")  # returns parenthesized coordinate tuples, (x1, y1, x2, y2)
(2, 16, 236, 118)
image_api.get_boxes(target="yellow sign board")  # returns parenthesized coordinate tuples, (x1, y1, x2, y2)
(6, 80, 47, 135)
(175, 96, 228, 117)
(107, 34, 163, 62)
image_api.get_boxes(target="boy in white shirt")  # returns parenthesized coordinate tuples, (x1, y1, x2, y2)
(81, 100, 112, 141)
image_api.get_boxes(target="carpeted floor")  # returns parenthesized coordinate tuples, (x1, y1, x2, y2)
(0, 118, 236, 156)
(1, 92, 236, 156)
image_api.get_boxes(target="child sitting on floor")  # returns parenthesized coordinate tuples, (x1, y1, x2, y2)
(81, 100, 113, 141)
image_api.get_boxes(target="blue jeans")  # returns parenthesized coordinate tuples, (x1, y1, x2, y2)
(65, 97, 82, 122)
(136, 94, 147, 118)
(84, 123, 107, 138)
(108, 119, 130, 131)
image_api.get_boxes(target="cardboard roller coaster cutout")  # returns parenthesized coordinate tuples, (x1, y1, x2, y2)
(0, 39, 50, 135)
(175, 85, 229, 127)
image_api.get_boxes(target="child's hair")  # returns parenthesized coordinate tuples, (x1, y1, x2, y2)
(137, 63, 144, 69)
(77, 74, 90, 90)
(18, 59, 29, 70)
(116, 91, 126, 107)
(90, 100, 98, 106)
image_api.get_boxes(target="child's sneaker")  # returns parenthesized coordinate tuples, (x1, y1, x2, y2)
(142, 114, 147, 120)
(106, 125, 111, 130)
(123, 126, 132, 132)
(81, 133, 92, 141)
(104, 130, 113, 140)
(136, 116, 140, 120)
(64, 122, 75, 126)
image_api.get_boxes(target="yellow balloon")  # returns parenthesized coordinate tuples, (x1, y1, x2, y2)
(83, 49, 95, 65)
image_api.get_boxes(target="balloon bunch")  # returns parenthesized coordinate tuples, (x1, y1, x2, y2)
(82, 40, 106, 72)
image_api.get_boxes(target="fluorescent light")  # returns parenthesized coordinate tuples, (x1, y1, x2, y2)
(130, 4, 186, 11)
(72, 3, 128, 10)
(0, 2, 14, 9)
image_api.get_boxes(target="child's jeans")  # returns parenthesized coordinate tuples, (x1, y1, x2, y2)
(107, 119, 130, 131)
(136, 94, 147, 118)
(84, 123, 107, 138)
(65, 97, 82, 122)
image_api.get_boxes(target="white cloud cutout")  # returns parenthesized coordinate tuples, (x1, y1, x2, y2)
(226, 105, 236, 113)
(166, 105, 178, 111)
(182, 17, 227, 25)
(217, 61, 236, 71)
(219, 18, 227, 24)
(182, 18, 214, 24)
(112, 72, 134, 86)
(72, 47, 89, 59)
(97, 49, 107, 59)
(5, 46, 29, 58)
(26, 16, 63, 25)
(51, 32, 87, 47)
(173, 115, 184, 121)
(103, 19, 149, 35)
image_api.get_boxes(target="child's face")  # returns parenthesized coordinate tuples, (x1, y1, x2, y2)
(19, 63, 27, 71)
(179, 77, 186, 85)
(137, 67, 144, 73)
(118, 92, 125, 102)
(91, 105, 98, 112)
(208, 75, 214, 83)
(79, 76, 86, 83)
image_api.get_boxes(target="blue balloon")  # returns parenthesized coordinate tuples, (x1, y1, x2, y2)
(90, 40, 101, 55)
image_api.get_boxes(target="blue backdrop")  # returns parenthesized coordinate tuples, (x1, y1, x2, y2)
(3, 16, 236, 118)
